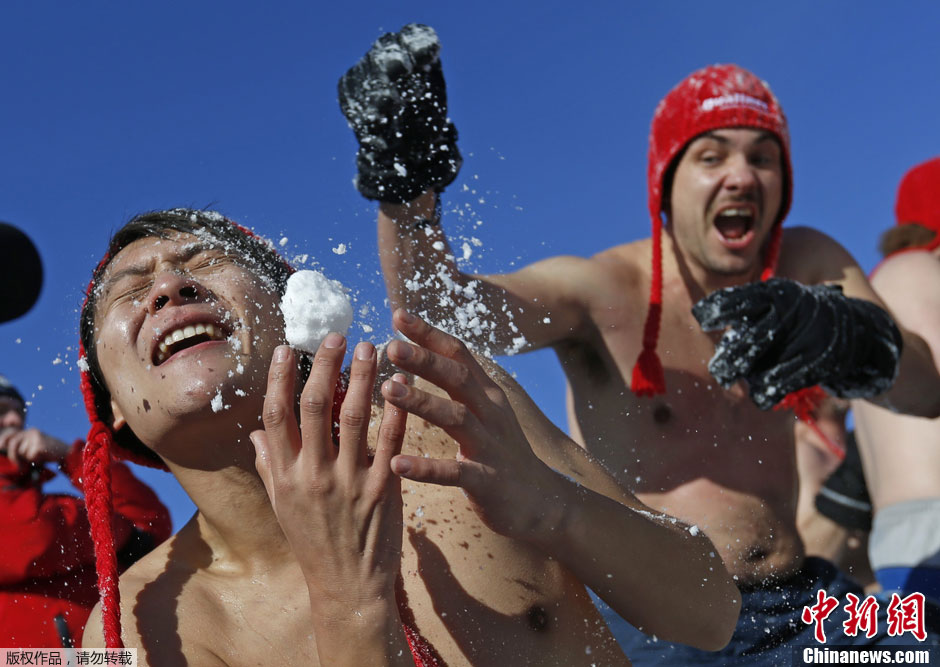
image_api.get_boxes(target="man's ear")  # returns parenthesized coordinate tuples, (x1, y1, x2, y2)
(109, 399, 127, 431)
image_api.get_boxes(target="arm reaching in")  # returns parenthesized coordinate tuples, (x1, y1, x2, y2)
(341, 25, 591, 356)
(250, 337, 414, 667)
(381, 310, 741, 651)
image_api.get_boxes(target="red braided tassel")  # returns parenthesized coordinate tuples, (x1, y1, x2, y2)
(395, 578, 444, 666)
(776, 385, 825, 422)
(774, 385, 845, 461)
(83, 424, 124, 649)
(631, 345, 666, 397)
(402, 623, 444, 667)
(760, 223, 784, 281)
(632, 214, 667, 397)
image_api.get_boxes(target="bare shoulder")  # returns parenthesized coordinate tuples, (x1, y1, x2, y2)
(83, 530, 228, 666)
(591, 238, 648, 277)
(871, 250, 940, 294)
(81, 539, 173, 649)
(869, 251, 940, 352)
(777, 226, 860, 284)
(506, 239, 643, 286)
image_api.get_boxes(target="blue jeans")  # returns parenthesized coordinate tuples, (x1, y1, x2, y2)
(593, 558, 939, 666)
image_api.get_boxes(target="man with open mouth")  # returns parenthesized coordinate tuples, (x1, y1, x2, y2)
(341, 24, 940, 664)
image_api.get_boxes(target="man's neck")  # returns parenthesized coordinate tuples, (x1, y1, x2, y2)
(170, 457, 296, 572)
(663, 231, 764, 296)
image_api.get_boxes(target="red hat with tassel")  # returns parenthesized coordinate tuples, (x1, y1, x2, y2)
(77, 209, 438, 664)
(632, 64, 794, 396)
(77, 209, 298, 647)
(893, 156, 940, 252)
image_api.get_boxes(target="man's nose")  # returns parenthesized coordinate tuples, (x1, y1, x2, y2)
(723, 154, 758, 192)
(147, 272, 207, 314)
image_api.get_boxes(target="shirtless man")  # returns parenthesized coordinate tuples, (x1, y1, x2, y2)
(77, 208, 740, 665)
(854, 156, 940, 603)
(339, 24, 940, 662)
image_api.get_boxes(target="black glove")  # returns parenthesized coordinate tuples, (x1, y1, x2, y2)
(338, 23, 462, 203)
(692, 278, 903, 409)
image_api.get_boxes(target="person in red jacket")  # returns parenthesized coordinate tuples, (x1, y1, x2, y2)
(0, 373, 171, 648)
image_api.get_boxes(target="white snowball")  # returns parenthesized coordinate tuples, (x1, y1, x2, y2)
(280, 270, 353, 354)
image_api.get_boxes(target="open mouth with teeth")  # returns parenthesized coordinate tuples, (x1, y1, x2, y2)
(154, 323, 229, 366)
(714, 207, 755, 246)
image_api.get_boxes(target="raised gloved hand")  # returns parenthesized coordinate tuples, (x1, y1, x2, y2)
(692, 278, 902, 409)
(339, 23, 462, 203)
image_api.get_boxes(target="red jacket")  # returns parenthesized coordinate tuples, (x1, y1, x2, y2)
(0, 440, 171, 647)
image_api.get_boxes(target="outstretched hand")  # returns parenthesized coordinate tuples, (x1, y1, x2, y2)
(0, 427, 70, 467)
(250, 335, 408, 612)
(339, 23, 462, 203)
(380, 309, 560, 541)
(693, 277, 902, 409)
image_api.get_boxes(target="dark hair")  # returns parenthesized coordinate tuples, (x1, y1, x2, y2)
(80, 208, 293, 464)
(878, 222, 937, 258)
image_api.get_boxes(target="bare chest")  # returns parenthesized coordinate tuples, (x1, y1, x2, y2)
(557, 302, 798, 498)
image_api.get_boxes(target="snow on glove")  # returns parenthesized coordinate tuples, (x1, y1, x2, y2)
(692, 278, 903, 410)
(338, 23, 462, 203)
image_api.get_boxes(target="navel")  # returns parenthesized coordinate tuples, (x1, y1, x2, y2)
(526, 604, 549, 632)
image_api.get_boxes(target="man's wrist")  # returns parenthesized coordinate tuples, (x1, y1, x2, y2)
(308, 594, 408, 663)
(524, 469, 584, 552)
(378, 190, 438, 230)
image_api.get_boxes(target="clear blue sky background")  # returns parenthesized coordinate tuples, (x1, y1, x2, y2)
(2, 2, 938, 529)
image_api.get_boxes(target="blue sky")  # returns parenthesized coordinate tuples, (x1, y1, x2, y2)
(2, 2, 938, 528)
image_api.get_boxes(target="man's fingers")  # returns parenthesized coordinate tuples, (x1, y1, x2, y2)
(392, 309, 470, 361)
(389, 309, 504, 417)
(299, 334, 347, 466)
(373, 375, 409, 473)
(4, 432, 24, 466)
(391, 454, 462, 487)
(260, 345, 301, 473)
(692, 284, 770, 331)
(381, 376, 487, 458)
(249, 430, 275, 497)
(338, 342, 378, 469)
(399, 24, 441, 67)
(707, 318, 775, 387)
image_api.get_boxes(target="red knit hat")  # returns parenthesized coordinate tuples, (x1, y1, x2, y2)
(894, 156, 940, 252)
(632, 64, 794, 396)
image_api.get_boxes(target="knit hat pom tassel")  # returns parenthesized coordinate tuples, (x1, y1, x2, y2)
(631, 344, 666, 396)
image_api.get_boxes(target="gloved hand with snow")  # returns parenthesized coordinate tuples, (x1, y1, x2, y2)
(338, 23, 462, 203)
(692, 278, 902, 410)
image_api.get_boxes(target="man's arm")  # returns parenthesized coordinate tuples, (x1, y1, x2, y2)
(379, 191, 596, 354)
(866, 250, 940, 369)
(382, 311, 741, 652)
(342, 25, 592, 355)
(795, 228, 940, 417)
